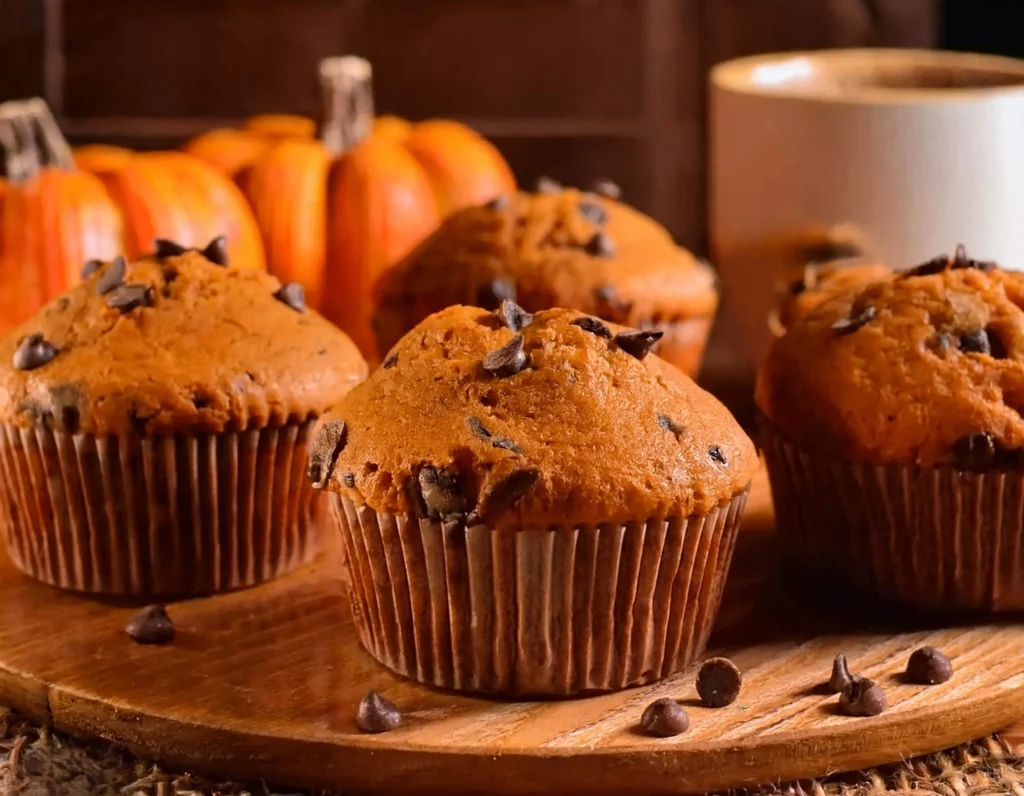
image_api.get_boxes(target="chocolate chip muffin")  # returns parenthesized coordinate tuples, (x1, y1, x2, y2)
(0, 238, 367, 596)
(770, 258, 892, 336)
(372, 185, 718, 376)
(312, 303, 756, 695)
(757, 244, 1024, 610)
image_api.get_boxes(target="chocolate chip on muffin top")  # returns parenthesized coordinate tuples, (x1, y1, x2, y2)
(317, 305, 757, 529)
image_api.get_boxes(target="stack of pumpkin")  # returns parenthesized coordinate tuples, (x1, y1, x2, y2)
(0, 57, 516, 357)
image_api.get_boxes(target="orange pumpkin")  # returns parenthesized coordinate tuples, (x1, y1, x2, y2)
(0, 99, 123, 335)
(182, 129, 273, 180)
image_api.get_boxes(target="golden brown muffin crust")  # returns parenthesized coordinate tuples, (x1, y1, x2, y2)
(774, 259, 892, 332)
(373, 189, 718, 354)
(0, 251, 367, 436)
(757, 248, 1024, 468)
(320, 305, 756, 528)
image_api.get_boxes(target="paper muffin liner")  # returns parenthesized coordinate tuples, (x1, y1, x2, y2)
(761, 420, 1024, 611)
(328, 489, 749, 696)
(640, 315, 713, 378)
(0, 420, 320, 596)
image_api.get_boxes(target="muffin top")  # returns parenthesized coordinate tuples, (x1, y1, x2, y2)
(0, 240, 367, 436)
(757, 246, 1024, 468)
(312, 304, 756, 529)
(772, 259, 892, 333)
(372, 187, 718, 354)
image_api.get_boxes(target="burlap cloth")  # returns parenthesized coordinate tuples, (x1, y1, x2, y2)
(1, 707, 1022, 796)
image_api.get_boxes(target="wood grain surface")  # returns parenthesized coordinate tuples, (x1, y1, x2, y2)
(0, 469, 1022, 795)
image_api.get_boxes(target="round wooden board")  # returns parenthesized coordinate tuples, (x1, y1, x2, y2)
(1, 469, 1024, 795)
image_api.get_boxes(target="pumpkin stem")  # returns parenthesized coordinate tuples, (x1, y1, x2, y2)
(318, 56, 375, 156)
(0, 97, 74, 182)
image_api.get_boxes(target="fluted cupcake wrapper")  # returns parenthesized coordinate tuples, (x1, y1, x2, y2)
(329, 489, 749, 696)
(761, 422, 1024, 611)
(0, 421, 320, 596)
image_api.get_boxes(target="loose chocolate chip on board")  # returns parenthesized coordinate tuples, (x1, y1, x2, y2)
(357, 691, 402, 734)
(960, 328, 990, 355)
(200, 235, 229, 266)
(614, 329, 663, 360)
(696, 658, 742, 707)
(906, 646, 954, 685)
(952, 432, 996, 471)
(308, 420, 347, 489)
(536, 176, 562, 194)
(570, 316, 612, 339)
(485, 195, 509, 211)
(708, 445, 727, 465)
(498, 299, 533, 332)
(417, 466, 467, 518)
(585, 231, 616, 258)
(81, 259, 103, 279)
(480, 467, 540, 519)
(483, 334, 528, 378)
(591, 179, 622, 201)
(839, 677, 887, 717)
(125, 604, 175, 645)
(13, 334, 59, 371)
(831, 305, 876, 335)
(829, 653, 853, 693)
(106, 283, 155, 314)
(153, 238, 189, 258)
(96, 255, 127, 296)
(902, 255, 949, 278)
(382, 353, 399, 369)
(274, 282, 307, 313)
(342, 472, 356, 489)
(578, 199, 608, 226)
(477, 278, 517, 310)
(640, 698, 689, 738)
(658, 414, 685, 440)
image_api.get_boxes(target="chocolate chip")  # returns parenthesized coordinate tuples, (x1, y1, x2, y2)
(468, 416, 491, 442)
(708, 445, 727, 465)
(658, 414, 685, 440)
(640, 698, 689, 738)
(903, 255, 948, 278)
(801, 240, 864, 263)
(585, 232, 616, 258)
(831, 305, 876, 335)
(696, 657, 742, 707)
(95, 255, 127, 296)
(491, 436, 522, 453)
(935, 332, 954, 353)
(106, 283, 154, 314)
(81, 259, 103, 279)
(417, 466, 466, 519)
(200, 235, 229, 266)
(536, 176, 561, 194)
(570, 316, 612, 338)
(382, 353, 399, 369)
(13, 334, 59, 371)
(162, 266, 178, 284)
(906, 646, 954, 685)
(839, 677, 887, 717)
(952, 243, 969, 268)
(49, 385, 81, 433)
(828, 653, 853, 694)
(480, 467, 540, 519)
(485, 195, 509, 211)
(614, 329, 663, 361)
(974, 260, 997, 272)
(125, 604, 175, 645)
(467, 416, 522, 454)
(578, 199, 608, 226)
(789, 277, 808, 295)
(498, 299, 532, 332)
(591, 179, 621, 201)
(483, 334, 528, 378)
(960, 328, 990, 355)
(952, 432, 996, 471)
(153, 238, 189, 259)
(274, 282, 306, 313)
(343, 472, 356, 488)
(356, 691, 401, 734)
(477, 278, 517, 310)
(308, 419, 347, 489)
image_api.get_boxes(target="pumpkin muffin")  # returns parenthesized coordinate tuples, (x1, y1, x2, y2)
(311, 303, 757, 695)
(0, 237, 366, 596)
(757, 244, 1024, 610)
(372, 185, 718, 377)
(770, 258, 892, 335)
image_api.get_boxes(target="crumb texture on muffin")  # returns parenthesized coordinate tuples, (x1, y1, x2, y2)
(776, 259, 892, 331)
(372, 189, 718, 353)
(0, 250, 367, 436)
(325, 305, 756, 528)
(757, 248, 1024, 467)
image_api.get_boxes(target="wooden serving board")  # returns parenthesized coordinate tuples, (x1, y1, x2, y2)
(1, 470, 1023, 794)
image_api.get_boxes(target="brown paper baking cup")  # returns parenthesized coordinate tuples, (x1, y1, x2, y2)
(328, 489, 748, 695)
(0, 420, 320, 596)
(761, 421, 1024, 611)
(642, 315, 714, 378)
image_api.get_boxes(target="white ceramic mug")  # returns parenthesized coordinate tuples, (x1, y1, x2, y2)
(709, 48, 1024, 366)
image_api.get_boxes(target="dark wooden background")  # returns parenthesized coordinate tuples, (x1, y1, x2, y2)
(1, 0, 938, 253)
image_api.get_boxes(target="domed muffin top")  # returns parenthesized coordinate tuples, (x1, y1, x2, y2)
(773, 259, 892, 333)
(314, 304, 756, 529)
(757, 246, 1024, 468)
(372, 188, 718, 354)
(0, 241, 367, 436)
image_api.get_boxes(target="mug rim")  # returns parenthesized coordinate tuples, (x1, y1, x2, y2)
(710, 48, 1024, 105)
